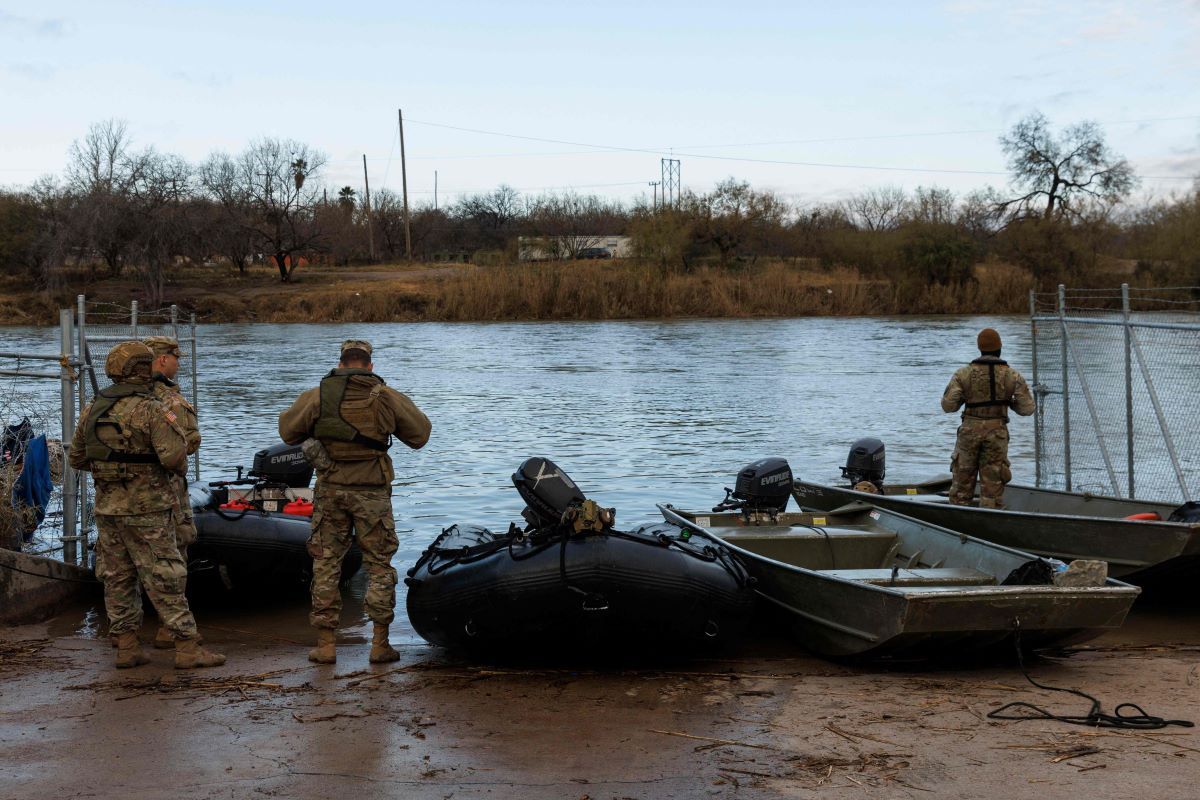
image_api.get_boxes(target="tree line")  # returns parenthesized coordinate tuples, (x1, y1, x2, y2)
(1, 113, 1197, 306)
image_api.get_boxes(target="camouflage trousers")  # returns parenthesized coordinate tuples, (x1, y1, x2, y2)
(948, 418, 1013, 509)
(94, 510, 199, 640)
(170, 473, 196, 556)
(307, 483, 398, 629)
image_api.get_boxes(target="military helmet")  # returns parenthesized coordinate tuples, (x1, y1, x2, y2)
(143, 335, 181, 358)
(105, 341, 154, 381)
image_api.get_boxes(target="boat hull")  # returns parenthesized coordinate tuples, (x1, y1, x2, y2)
(793, 481, 1200, 592)
(191, 508, 363, 592)
(659, 504, 1139, 660)
(405, 524, 756, 654)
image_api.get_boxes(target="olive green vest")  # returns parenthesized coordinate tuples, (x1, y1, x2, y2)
(313, 369, 391, 460)
(81, 383, 160, 464)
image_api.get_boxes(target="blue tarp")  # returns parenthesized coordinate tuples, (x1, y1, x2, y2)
(13, 435, 52, 541)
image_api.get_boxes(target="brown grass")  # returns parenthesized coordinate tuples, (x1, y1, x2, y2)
(1, 259, 1037, 325)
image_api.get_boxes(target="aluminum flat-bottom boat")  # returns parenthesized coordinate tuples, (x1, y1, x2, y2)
(793, 477, 1200, 592)
(657, 503, 1138, 660)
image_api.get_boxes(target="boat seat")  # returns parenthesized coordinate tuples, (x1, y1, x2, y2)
(723, 530, 897, 571)
(818, 567, 996, 587)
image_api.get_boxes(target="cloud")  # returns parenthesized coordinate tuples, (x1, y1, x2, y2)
(169, 70, 232, 89)
(5, 62, 57, 80)
(0, 11, 70, 38)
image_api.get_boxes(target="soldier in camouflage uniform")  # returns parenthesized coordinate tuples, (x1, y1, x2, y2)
(279, 340, 431, 665)
(144, 336, 202, 650)
(69, 341, 225, 669)
(941, 328, 1036, 508)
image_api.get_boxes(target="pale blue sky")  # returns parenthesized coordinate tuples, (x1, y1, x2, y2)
(3, 1, 1198, 206)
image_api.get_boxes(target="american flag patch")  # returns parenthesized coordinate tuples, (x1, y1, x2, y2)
(164, 410, 177, 423)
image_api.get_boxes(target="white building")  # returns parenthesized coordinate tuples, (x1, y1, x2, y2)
(518, 235, 633, 261)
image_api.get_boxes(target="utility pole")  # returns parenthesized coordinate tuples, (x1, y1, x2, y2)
(362, 154, 376, 262)
(434, 170, 438, 212)
(648, 181, 660, 209)
(398, 108, 412, 260)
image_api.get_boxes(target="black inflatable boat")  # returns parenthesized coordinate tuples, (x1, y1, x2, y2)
(189, 443, 362, 591)
(405, 458, 756, 654)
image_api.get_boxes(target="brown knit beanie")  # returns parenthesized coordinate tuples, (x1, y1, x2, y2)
(977, 328, 1002, 352)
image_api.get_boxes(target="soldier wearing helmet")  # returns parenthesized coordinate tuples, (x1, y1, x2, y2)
(279, 339, 431, 665)
(143, 335, 202, 650)
(941, 328, 1036, 508)
(69, 340, 225, 670)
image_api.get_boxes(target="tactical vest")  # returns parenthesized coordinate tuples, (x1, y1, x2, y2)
(312, 369, 391, 461)
(963, 356, 1012, 422)
(81, 383, 162, 477)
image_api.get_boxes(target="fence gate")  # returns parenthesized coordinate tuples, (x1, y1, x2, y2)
(1030, 284, 1199, 502)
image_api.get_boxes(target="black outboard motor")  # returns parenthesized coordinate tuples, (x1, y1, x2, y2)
(250, 442, 314, 488)
(713, 458, 793, 515)
(1168, 501, 1200, 524)
(511, 457, 586, 529)
(842, 437, 885, 490)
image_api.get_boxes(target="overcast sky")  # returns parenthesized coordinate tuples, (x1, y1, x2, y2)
(2, 0, 1198, 207)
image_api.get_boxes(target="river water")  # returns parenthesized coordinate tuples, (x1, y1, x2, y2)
(6, 315, 1035, 640)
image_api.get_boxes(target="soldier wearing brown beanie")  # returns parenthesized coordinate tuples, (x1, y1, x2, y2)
(940, 328, 1035, 508)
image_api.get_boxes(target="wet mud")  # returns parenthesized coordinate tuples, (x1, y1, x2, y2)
(2, 595, 1198, 800)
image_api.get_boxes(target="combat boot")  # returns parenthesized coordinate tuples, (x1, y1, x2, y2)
(369, 623, 400, 664)
(174, 638, 226, 669)
(154, 626, 202, 649)
(308, 629, 337, 664)
(114, 631, 150, 669)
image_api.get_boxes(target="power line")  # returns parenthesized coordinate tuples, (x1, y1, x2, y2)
(402, 117, 1198, 180)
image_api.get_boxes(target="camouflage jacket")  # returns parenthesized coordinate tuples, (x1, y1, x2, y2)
(941, 357, 1036, 423)
(152, 377, 201, 455)
(279, 370, 431, 487)
(68, 389, 189, 516)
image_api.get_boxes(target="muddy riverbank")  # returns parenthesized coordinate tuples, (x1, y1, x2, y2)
(2, 604, 1197, 799)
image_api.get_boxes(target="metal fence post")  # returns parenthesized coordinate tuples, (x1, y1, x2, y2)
(1058, 284, 1072, 491)
(76, 295, 90, 555)
(190, 312, 199, 482)
(131, 300, 139, 338)
(170, 304, 179, 341)
(59, 309, 78, 565)
(1029, 290, 1041, 488)
(1122, 284, 1134, 498)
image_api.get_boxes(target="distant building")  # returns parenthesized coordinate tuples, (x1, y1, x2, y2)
(518, 235, 633, 262)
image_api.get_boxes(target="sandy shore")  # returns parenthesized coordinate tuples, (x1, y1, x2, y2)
(1, 603, 1197, 800)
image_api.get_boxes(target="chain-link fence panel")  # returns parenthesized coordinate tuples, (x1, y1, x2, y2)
(1032, 286, 1200, 503)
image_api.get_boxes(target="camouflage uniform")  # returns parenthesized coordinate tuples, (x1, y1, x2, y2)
(278, 341, 431, 632)
(150, 375, 200, 551)
(941, 354, 1035, 508)
(68, 345, 200, 641)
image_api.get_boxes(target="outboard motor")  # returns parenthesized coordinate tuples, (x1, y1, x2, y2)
(249, 442, 314, 488)
(842, 437, 885, 490)
(713, 458, 793, 515)
(512, 457, 586, 529)
(1168, 501, 1200, 524)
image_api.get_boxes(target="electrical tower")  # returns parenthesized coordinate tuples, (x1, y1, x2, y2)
(661, 158, 681, 207)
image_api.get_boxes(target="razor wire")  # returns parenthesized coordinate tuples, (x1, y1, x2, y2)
(1031, 285, 1200, 502)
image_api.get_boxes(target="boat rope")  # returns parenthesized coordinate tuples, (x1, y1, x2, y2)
(408, 522, 750, 588)
(987, 620, 1194, 731)
(0, 560, 99, 584)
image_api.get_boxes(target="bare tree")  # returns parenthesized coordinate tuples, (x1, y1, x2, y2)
(201, 139, 327, 281)
(65, 119, 155, 276)
(842, 186, 909, 231)
(687, 179, 789, 265)
(999, 111, 1137, 220)
(906, 186, 956, 225)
